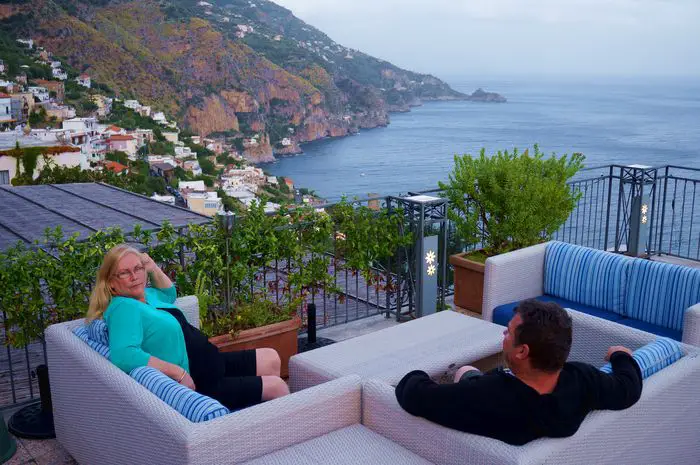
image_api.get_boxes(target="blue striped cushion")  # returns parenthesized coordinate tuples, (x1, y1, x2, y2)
(72, 326, 111, 358)
(625, 259, 700, 332)
(600, 337, 683, 378)
(130, 367, 230, 422)
(544, 241, 631, 314)
(87, 319, 109, 345)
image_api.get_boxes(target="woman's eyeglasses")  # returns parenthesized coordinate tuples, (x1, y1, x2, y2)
(114, 264, 146, 280)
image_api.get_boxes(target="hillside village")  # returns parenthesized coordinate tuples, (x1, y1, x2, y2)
(0, 37, 319, 216)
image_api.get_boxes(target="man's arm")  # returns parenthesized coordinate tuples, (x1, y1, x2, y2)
(587, 349, 643, 410)
(395, 370, 483, 431)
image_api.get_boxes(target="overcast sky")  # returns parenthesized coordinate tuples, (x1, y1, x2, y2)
(273, 0, 700, 78)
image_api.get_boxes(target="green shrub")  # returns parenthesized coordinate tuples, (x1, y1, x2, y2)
(439, 145, 584, 257)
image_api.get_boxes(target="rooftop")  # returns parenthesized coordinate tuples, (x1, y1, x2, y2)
(0, 183, 210, 251)
(0, 133, 76, 151)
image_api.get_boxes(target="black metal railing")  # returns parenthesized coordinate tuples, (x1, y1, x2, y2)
(1, 163, 699, 410)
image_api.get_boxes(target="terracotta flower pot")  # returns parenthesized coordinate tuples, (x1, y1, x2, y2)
(449, 252, 486, 314)
(209, 316, 302, 378)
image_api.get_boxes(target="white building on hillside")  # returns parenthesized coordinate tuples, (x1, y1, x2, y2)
(76, 74, 91, 89)
(0, 93, 13, 125)
(179, 180, 206, 192)
(152, 112, 167, 124)
(28, 86, 50, 102)
(63, 117, 99, 136)
(124, 100, 141, 110)
(0, 132, 86, 185)
(51, 68, 68, 80)
(151, 194, 175, 205)
(16, 39, 33, 49)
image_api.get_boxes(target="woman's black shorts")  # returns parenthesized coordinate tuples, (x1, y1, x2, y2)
(196, 349, 263, 411)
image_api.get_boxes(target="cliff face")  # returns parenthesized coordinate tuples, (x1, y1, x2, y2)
(3, 0, 466, 162)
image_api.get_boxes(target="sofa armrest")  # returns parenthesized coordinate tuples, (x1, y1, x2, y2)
(47, 320, 192, 465)
(175, 295, 199, 328)
(482, 242, 547, 322)
(363, 352, 700, 465)
(361, 379, 525, 465)
(187, 375, 362, 464)
(682, 303, 700, 346)
(567, 309, 656, 366)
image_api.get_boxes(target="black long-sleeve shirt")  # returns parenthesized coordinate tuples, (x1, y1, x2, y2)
(395, 352, 643, 445)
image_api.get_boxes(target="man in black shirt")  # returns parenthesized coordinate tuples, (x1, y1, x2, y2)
(395, 300, 643, 445)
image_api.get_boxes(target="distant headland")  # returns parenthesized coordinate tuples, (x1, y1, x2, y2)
(466, 88, 507, 103)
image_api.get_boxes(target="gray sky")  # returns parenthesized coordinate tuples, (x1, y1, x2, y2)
(273, 0, 700, 77)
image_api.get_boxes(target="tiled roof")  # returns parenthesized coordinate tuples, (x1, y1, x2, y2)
(104, 161, 128, 173)
(108, 135, 134, 141)
(0, 183, 210, 251)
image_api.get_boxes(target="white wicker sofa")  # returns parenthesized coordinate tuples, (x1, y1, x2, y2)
(46, 296, 431, 465)
(361, 309, 700, 465)
(481, 241, 700, 345)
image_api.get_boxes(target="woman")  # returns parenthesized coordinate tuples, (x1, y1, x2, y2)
(87, 244, 289, 410)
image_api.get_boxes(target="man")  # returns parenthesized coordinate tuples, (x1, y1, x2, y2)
(395, 299, 643, 445)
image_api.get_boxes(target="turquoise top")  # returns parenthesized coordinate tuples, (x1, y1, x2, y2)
(104, 285, 189, 374)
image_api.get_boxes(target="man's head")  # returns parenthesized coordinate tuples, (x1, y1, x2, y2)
(502, 300, 573, 373)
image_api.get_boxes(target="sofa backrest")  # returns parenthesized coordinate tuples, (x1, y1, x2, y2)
(544, 241, 631, 314)
(625, 259, 700, 332)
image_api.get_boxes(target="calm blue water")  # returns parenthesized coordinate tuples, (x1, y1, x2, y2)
(266, 76, 700, 201)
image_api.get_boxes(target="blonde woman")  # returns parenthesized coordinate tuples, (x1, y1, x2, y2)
(88, 244, 289, 410)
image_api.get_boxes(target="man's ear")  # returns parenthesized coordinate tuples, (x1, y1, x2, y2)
(516, 344, 529, 361)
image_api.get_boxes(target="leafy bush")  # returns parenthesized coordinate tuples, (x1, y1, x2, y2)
(439, 145, 584, 257)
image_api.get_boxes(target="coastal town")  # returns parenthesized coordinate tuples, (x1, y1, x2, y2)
(0, 37, 320, 217)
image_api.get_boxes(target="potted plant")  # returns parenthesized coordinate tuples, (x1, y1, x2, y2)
(439, 145, 584, 313)
(164, 201, 337, 378)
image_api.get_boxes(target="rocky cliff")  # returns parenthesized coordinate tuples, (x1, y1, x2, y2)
(2, 0, 467, 162)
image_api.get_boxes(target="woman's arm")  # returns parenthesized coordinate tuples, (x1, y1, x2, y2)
(148, 356, 195, 390)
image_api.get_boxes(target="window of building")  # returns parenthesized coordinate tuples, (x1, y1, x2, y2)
(204, 202, 219, 210)
(0, 170, 9, 185)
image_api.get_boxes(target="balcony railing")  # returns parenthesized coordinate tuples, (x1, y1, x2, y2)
(1, 163, 698, 411)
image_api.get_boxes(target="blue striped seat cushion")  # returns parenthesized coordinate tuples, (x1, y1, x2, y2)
(492, 295, 625, 326)
(87, 319, 109, 346)
(130, 367, 230, 422)
(73, 326, 110, 358)
(73, 324, 229, 422)
(544, 241, 631, 314)
(625, 259, 700, 332)
(600, 337, 683, 378)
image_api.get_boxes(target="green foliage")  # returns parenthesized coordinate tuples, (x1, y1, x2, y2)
(329, 199, 413, 279)
(13, 162, 168, 197)
(148, 140, 175, 156)
(107, 102, 164, 132)
(105, 151, 129, 165)
(28, 107, 49, 127)
(0, 197, 409, 346)
(438, 146, 585, 257)
(0, 30, 52, 80)
(197, 157, 216, 175)
(0, 226, 125, 347)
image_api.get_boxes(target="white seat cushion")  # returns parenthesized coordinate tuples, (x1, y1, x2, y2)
(243, 424, 433, 465)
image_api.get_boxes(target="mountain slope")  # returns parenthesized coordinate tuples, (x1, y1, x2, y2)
(1, 0, 465, 161)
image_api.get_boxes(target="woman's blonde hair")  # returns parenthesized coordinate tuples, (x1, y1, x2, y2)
(87, 244, 142, 322)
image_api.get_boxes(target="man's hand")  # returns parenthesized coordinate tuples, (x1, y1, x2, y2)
(605, 345, 633, 361)
(141, 253, 159, 274)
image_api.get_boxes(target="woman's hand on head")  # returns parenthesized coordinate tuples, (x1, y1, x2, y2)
(141, 253, 159, 274)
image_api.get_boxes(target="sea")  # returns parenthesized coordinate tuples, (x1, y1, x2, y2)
(265, 75, 700, 201)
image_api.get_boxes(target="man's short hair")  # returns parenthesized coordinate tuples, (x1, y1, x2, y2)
(514, 300, 573, 372)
